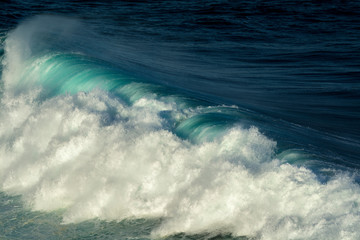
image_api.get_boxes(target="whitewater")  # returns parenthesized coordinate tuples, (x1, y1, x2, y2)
(0, 11, 359, 240)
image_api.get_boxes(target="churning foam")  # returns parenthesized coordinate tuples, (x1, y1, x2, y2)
(1, 89, 360, 239)
(0, 15, 360, 240)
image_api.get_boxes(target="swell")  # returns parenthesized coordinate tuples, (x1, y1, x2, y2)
(1, 16, 360, 239)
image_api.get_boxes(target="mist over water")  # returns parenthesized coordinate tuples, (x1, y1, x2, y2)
(0, 1, 360, 239)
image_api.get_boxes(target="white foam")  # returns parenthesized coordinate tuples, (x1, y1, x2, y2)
(0, 89, 359, 240)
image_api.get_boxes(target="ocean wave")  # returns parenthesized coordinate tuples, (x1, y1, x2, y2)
(1, 15, 360, 240)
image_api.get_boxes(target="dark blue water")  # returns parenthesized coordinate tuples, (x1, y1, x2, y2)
(0, 1, 360, 239)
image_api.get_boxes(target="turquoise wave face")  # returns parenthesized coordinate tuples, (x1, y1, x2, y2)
(18, 53, 131, 98)
(14, 52, 238, 142)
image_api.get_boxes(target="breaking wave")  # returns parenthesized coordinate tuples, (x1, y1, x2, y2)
(1, 15, 359, 239)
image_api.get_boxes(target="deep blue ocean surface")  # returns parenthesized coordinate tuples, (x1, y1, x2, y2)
(0, 1, 360, 239)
